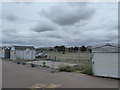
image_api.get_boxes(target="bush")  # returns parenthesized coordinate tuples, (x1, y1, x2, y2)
(79, 63, 92, 75)
(73, 65, 82, 70)
(58, 65, 75, 72)
(17, 61, 21, 64)
(58, 65, 66, 71)
(45, 66, 49, 68)
(65, 66, 75, 72)
(58, 62, 92, 75)
(31, 63, 36, 67)
(22, 61, 26, 65)
(42, 62, 46, 67)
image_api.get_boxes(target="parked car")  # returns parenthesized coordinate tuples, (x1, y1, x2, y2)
(35, 52, 47, 58)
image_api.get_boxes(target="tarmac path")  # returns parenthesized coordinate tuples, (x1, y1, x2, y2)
(2, 59, 119, 88)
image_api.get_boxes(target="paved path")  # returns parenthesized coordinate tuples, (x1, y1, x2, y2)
(30, 60, 77, 68)
(2, 59, 119, 88)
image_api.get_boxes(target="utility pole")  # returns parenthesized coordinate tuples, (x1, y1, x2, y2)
(77, 47, 80, 66)
(51, 49, 56, 73)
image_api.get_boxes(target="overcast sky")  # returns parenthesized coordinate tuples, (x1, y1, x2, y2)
(1, 2, 118, 47)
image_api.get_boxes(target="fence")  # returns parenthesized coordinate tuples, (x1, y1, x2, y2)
(46, 51, 92, 63)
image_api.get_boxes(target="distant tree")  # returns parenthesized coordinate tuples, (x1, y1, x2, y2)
(54, 46, 58, 49)
(69, 47, 74, 52)
(86, 46, 92, 53)
(74, 47, 78, 51)
(54, 46, 58, 51)
(89, 49, 92, 53)
(54, 45, 65, 51)
(50, 49, 53, 51)
(61, 45, 65, 51)
(80, 45, 86, 51)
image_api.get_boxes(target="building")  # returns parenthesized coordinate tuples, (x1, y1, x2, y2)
(92, 43, 120, 78)
(10, 46, 35, 61)
(0, 46, 11, 59)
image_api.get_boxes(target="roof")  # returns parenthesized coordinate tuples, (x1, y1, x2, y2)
(92, 43, 120, 53)
(0, 46, 11, 49)
(12, 46, 35, 50)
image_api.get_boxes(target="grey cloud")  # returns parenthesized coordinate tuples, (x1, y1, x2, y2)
(2, 31, 61, 47)
(2, 40, 23, 44)
(118, 2, 120, 31)
(63, 38, 115, 47)
(68, 2, 87, 7)
(2, 2, 118, 47)
(40, 3, 95, 25)
(2, 29, 17, 37)
(33, 26, 54, 32)
(32, 25, 55, 32)
(4, 14, 18, 22)
(46, 34, 63, 39)
(2, 31, 35, 46)
(32, 19, 58, 32)
(14, 2, 32, 4)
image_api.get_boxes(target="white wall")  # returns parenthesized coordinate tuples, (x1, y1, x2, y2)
(92, 53, 119, 78)
(0, 48, 4, 58)
(10, 48, 35, 60)
(0, 58, 2, 89)
(10, 47, 15, 60)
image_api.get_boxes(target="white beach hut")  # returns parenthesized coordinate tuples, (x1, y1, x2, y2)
(92, 43, 120, 78)
(0, 46, 11, 59)
(10, 46, 35, 61)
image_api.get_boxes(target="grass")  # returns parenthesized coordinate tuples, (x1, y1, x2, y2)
(46, 52, 92, 65)
(60, 59, 91, 64)
(58, 64, 75, 72)
(46, 52, 92, 61)
(23, 60, 35, 62)
(79, 62, 92, 75)
(58, 62, 92, 75)
(60, 59, 77, 64)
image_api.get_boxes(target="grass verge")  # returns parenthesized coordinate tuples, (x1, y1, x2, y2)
(58, 62, 92, 75)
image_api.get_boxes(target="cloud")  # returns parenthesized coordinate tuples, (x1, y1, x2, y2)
(46, 34, 63, 39)
(3, 14, 18, 22)
(2, 2, 118, 47)
(14, 2, 32, 5)
(40, 3, 95, 26)
(32, 19, 58, 32)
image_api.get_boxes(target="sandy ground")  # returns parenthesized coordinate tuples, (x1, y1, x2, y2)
(2, 59, 119, 88)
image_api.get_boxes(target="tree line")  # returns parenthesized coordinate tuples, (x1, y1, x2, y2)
(54, 45, 92, 52)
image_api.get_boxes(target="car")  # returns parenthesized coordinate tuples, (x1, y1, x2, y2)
(35, 52, 47, 58)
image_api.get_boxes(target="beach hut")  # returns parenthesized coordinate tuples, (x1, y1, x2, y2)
(0, 46, 11, 59)
(92, 43, 120, 78)
(10, 46, 35, 61)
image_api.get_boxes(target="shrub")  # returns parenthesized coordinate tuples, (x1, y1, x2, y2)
(22, 61, 26, 65)
(45, 66, 49, 68)
(80, 62, 92, 75)
(58, 62, 92, 75)
(58, 65, 66, 71)
(73, 65, 82, 70)
(31, 63, 36, 67)
(64, 66, 74, 72)
(42, 62, 46, 67)
(17, 61, 21, 64)
(58, 65, 75, 72)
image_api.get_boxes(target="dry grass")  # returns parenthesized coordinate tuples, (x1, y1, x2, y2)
(46, 52, 92, 61)
(58, 62, 92, 75)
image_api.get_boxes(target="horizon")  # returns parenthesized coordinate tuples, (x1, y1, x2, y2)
(0, 42, 119, 48)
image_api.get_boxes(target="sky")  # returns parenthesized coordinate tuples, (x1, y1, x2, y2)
(1, 2, 118, 47)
